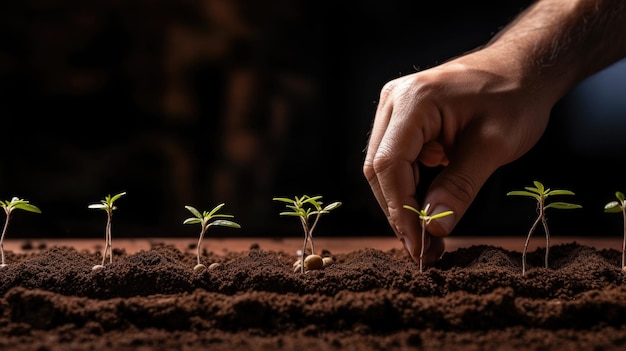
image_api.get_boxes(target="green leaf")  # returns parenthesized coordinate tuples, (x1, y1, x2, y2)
(523, 186, 541, 195)
(545, 202, 582, 210)
(183, 218, 202, 225)
(1, 198, 41, 214)
(209, 219, 241, 229)
(616, 191, 625, 203)
(403, 205, 424, 216)
(211, 213, 235, 219)
(604, 200, 623, 213)
(546, 189, 575, 196)
(12, 202, 41, 213)
(430, 210, 454, 220)
(185, 206, 202, 219)
(110, 192, 127, 204)
(273, 197, 295, 204)
(279, 212, 302, 217)
(207, 203, 226, 217)
(507, 190, 540, 198)
(323, 201, 342, 212)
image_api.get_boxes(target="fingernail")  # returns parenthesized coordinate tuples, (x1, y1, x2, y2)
(400, 235, 415, 260)
(430, 204, 455, 234)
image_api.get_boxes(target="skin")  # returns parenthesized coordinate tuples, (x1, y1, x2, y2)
(363, 0, 626, 266)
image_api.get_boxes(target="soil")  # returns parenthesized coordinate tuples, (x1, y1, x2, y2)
(1, 240, 626, 351)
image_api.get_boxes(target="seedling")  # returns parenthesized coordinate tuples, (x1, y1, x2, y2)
(603, 191, 626, 270)
(88, 192, 126, 270)
(0, 197, 41, 268)
(507, 181, 581, 276)
(403, 203, 454, 272)
(183, 203, 241, 271)
(273, 195, 341, 273)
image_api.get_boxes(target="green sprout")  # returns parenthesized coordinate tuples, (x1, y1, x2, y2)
(403, 203, 454, 273)
(604, 191, 626, 270)
(88, 192, 126, 270)
(183, 203, 241, 271)
(507, 181, 581, 276)
(0, 197, 41, 268)
(273, 195, 341, 273)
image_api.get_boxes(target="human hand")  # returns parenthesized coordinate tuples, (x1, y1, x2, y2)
(363, 49, 554, 266)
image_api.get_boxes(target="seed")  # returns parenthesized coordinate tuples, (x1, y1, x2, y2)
(193, 263, 206, 272)
(322, 257, 334, 267)
(208, 262, 221, 270)
(304, 254, 324, 270)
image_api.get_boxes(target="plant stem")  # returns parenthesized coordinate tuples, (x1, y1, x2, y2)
(622, 207, 626, 269)
(420, 221, 426, 273)
(308, 213, 322, 255)
(300, 236, 307, 274)
(196, 226, 207, 266)
(541, 216, 550, 269)
(523, 215, 542, 276)
(299, 217, 308, 273)
(0, 214, 9, 266)
(101, 211, 113, 266)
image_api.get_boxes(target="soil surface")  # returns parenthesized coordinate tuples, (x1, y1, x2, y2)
(1, 241, 626, 351)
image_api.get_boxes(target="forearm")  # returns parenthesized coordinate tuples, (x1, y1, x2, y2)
(485, 0, 626, 102)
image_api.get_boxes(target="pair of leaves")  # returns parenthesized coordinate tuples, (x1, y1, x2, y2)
(507, 180, 582, 210)
(88, 192, 127, 212)
(0, 197, 41, 215)
(403, 203, 453, 226)
(183, 203, 241, 229)
(273, 195, 342, 219)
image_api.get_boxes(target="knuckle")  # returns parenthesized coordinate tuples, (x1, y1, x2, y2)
(371, 151, 394, 175)
(441, 171, 478, 206)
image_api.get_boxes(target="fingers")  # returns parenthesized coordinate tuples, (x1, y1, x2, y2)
(364, 88, 395, 219)
(375, 114, 426, 241)
(418, 141, 449, 167)
(364, 77, 447, 262)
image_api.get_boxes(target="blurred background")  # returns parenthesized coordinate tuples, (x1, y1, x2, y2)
(1, 0, 626, 240)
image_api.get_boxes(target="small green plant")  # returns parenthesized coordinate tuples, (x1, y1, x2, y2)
(273, 195, 341, 273)
(183, 203, 241, 271)
(507, 181, 581, 276)
(0, 197, 41, 268)
(604, 191, 626, 270)
(88, 192, 126, 270)
(403, 203, 454, 273)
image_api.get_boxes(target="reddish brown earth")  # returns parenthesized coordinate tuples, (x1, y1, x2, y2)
(1, 240, 626, 351)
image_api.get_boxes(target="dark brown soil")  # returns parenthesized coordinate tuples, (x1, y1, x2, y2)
(1, 241, 626, 351)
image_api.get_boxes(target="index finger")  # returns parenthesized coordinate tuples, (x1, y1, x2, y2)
(364, 88, 395, 218)
(375, 109, 426, 241)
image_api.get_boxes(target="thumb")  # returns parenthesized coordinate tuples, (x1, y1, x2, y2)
(422, 143, 503, 237)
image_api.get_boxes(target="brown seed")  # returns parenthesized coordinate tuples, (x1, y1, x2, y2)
(193, 263, 206, 272)
(322, 257, 334, 267)
(208, 262, 221, 270)
(304, 254, 324, 270)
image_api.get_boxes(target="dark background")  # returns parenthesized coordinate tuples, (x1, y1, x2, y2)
(1, 0, 626, 240)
